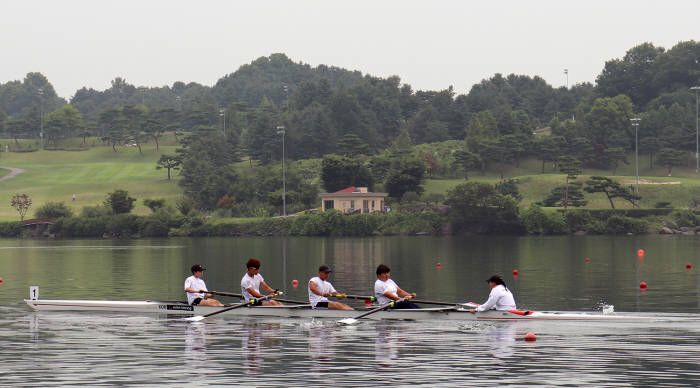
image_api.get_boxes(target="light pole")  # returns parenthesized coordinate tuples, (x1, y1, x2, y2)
(175, 96, 181, 111)
(564, 69, 568, 88)
(219, 108, 226, 138)
(630, 118, 641, 195)
(37, 88, 44, 149)
(691, 86, 699, 173)
(276, 125, 286, 216)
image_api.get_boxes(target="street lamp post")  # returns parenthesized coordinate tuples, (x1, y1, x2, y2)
(37, 88, 44, 149)
(276, 125, 286, 216)
(691, 86, 699, 173)
(630, 118, 641, 195)
(219, 108, 226, 138)
(175, 96, 181, 111)
(564, 69, 568, 88)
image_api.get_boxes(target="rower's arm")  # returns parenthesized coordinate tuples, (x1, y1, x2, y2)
(396, 286, 416, 299)
(246, 287, 264, 298)
(309, 281, 326, 296)
(184, 287, 204, 294)
(382, 291, 400, 301)
(260, 281, 276, 294)
(476, 290, 499, 312)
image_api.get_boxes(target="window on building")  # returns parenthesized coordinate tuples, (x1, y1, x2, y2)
(350, 200, 355, 209)
(324, 200, 334, 210)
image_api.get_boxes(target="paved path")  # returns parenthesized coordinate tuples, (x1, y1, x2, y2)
(0, 166, 26, 182)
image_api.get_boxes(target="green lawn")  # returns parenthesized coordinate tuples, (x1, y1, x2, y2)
(0, 140, 183, 221)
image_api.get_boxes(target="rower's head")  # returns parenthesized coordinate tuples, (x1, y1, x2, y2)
(191, 264, 206, 277)
(376, 264, 391, 281)
(486, 275, 505, 289)
(318, 264, 332, 280)
(246, 258, 261, 276)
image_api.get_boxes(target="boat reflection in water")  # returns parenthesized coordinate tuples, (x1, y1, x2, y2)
(308, 324, 337, 363)
(374, 322, 402, 366)
(184, 323, 209, 371)
(241, 321, 284, 375)
(481, 323, 517, 360)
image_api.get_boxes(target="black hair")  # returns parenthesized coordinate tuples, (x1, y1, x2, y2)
(376, 264, 390, 276)
(246, 258, 261, 269)
(487, 275, 507, 289)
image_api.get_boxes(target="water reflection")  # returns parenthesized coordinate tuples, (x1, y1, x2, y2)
(374, 322, 401, 366)
(308, 323, 336, 363)
(184, 323, 209, 370)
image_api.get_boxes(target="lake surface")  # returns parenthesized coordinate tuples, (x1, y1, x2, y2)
(0, 236, 698, 386)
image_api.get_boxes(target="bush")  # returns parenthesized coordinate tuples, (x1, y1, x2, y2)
(105, 189, 136, 214)
(604, 215, 648, 235)
(563, 209, 594, 232)
(34, 202, 74, 219)
(654, 201, 672, 208)
(143, 198, 166, 213)
(378, 211, 445, 235)
(0, 221, 22, 237)
(671, 210, 698, 227)
(50, 216, 108, 238)
(81, 205, 111, 218)
(140, 210, 172, 237)
(520, 206, 567, 234)
(105, 214, 141, 238)
(344, 214, 381, 236)
(175, 196, 195, 216)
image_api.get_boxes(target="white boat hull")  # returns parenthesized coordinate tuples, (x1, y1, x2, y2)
(24, 299, 648, 321)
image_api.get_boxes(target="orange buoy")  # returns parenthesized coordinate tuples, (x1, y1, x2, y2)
(639, 281, 647, 290)
(524, 332, 536, 341)
(436, 262, 442, 268)
(686, 263, 692, 270)
(291, 279, 299, 287)
(0, 277, 3, 284)
(512, 269, 519, 276)
(637, 249, 645, 257)
(585, 257, 590, 263)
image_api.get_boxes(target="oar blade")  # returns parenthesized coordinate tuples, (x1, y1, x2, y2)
(338, 318, 358, 325)
(460, 302, 479, 308)
(184, 315, 205, 322)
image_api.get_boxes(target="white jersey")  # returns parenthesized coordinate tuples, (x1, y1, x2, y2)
(241, 273, 264, 302)
(308, 276, 337, 307)
(184, 275, 208, 305)
(475, 284, 516, 311)
(374, 278, 399, 305)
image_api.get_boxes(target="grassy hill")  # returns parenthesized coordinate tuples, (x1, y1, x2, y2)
(1, 135, 699, 222)
(0, 137, 182, 221)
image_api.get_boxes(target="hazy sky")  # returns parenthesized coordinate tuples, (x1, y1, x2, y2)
(2, 1, 697, 99)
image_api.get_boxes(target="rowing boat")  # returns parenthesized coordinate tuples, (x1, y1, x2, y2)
(24, 298, 650, 321)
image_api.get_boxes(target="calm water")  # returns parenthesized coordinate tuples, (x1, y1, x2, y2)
(0, 236, 698, 386)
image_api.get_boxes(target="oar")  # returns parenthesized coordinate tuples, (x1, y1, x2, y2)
(409, 299, 460, 307)
(338, 297, 408, 325)
(184, 291, 282, 322)
(208, 290, 308, 304)
(331, 294, 376, 302)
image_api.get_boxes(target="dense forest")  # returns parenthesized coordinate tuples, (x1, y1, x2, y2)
(1, 41, 699, 214)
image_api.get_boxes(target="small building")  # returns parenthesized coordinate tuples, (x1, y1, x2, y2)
(318, 187, 388, 214)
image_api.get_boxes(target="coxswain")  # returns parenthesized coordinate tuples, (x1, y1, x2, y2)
(308, 265, 353, 310)
(374, 264, 419, 309)
(184, 264, 223, 306)
(241, 258, 282, 306)
(470, 275, 516, 313)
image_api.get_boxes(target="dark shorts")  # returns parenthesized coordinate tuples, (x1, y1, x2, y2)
(393, 301, 420, 309)
(191, 298, 202, 306)
(314, 301, 329, 309)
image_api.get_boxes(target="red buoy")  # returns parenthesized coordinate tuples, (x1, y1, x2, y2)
(686, 263, 692, 270)
(512, 269, 519, 276)
(637, 249, 645, 257)
(524, 332, 536, 341)
(291, 279, 299, 287)
(585, 257, 590, 263)
(639, 281, 647, 290)
(364, 299, 372, 307)
(436, 262, 442, 268)
(0, 277, 3, 284)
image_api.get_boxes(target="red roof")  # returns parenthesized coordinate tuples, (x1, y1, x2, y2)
(335, 186, 357, 193)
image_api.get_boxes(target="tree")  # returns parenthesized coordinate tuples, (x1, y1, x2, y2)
(539, 182, 588, 208)
(533, 136, 561, 173)
(11, 194, 32, 221)
(639, 137, 663, 169)
(445, 181, 522, 233)
(384, 157, 426, 199)
(495, 179, 522, 202)
(584, 176, 641, 208)
(453, 148, 481, 180)
(104, 189, 136, 214)
(121, 105, 147, 154)
(604, 147, 628, 176)
(336, 133, 370, 156)
(557, 155, 583, 209)
(320, 154, 373, 192)
(156, 154, 182, 181)
(655, 148, 684, 175)
(582, 95, 635, 148)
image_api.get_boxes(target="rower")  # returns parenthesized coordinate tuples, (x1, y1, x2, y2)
(241, 258, 282, 306)
(470, 275, 516, 313)
(374, 264, 419, 309)
(184, 264, 223, 306)
(308, 265, 353, 310)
